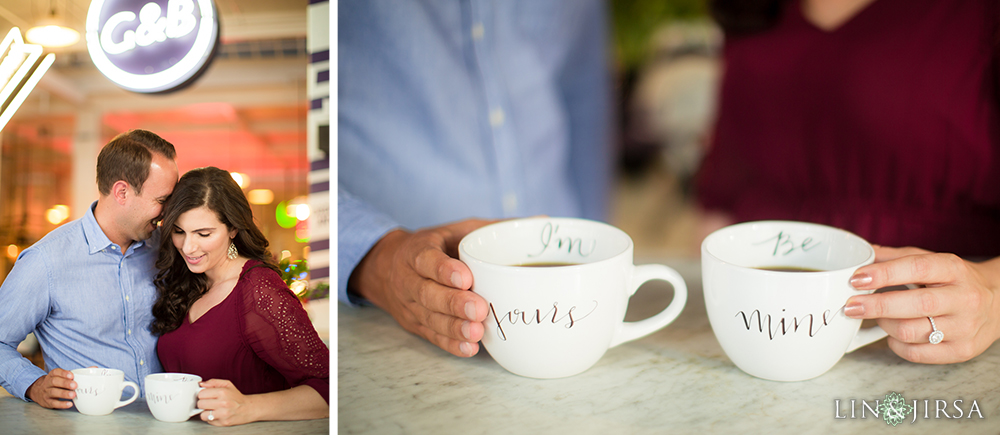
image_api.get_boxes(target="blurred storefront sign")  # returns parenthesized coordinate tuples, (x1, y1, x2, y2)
(86, 0, 220, 93)
(0, 28, 55, 132)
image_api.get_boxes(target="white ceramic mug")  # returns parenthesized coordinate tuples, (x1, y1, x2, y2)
(71, 368, 139, 416)
(145, 373, 204, 422)
(459, 217, 688, 379)
(701, 220, 887, 382)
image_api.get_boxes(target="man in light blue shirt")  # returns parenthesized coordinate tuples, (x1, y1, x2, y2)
(0, 130, 179, 408)
(339, 1, 611, 357)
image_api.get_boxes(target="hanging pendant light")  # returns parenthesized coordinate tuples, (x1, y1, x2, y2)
(26, 1, 80, 48)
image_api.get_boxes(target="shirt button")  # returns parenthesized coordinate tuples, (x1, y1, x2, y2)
(125, 296, 130, 302)
(503, 193, 518, 214)
(128, 329, 132, 335)
(489, 108, 505, 127)
(140, 360, 144, 366)
(471, 23, 484, 40)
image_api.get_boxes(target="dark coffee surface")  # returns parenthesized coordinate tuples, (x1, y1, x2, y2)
(755, 266, 824, 272)
(517, 262, 580, 267)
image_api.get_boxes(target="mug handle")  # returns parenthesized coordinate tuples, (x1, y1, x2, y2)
(845, 325, 887, 353)
(115, 381, 139, 409)
(191, 387, 205, 417)
(844, 284, 917, 353)
(609, 264, 688, 348)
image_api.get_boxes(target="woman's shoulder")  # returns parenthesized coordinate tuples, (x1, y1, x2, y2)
(239, 259, 285, 287)
(236, 259, 298, 302)
(235, 259, 308, 324)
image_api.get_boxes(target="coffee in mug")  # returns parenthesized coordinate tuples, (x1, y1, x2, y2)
(145, 373, 204, 422)
(755, 266, 825, 273)
(71, 368, 139, 416)
(460, 217, 688, 378)
(701, 220, 886, 381)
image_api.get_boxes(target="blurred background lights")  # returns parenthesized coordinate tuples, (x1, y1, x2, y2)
(295, 220, 309, 243)
(275, 201, 297, 228)
(276, 196, 310, 229)
(45, 204, 70, 225)
(230, 172, 250, 188)
(247, 189, 274, 205)
(6, 244, 18, 260)
(289, 280, 307, 296)
(25, 24, 79, 47)
(294, 203, 311, 220)
(26, 1, 80, 49)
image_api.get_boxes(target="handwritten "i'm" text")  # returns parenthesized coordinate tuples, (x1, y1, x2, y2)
(529, 222, 597, 258)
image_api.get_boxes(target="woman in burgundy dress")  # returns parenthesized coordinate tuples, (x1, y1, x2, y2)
(698, 0, 1000, 364)
(151, 167, 328, 426)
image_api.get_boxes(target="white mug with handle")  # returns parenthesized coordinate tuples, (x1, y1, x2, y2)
(460, 217, 688, 379)
(71, 368, 139, 416)
(145, 373, 205, 422)
(701, 220, 887, 382)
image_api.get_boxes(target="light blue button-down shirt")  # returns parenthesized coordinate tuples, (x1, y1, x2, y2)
(338, 0, 612, 304)
(0, 201, 162, 400)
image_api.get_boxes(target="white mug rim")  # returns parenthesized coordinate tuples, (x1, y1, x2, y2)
(701, 220, 874, 275)
(460, 217, 632, 269)
(71, 367, 124, 377)
(145, 373, 202, 383)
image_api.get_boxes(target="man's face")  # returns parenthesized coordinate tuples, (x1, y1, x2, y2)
(124, 152, 179, 243)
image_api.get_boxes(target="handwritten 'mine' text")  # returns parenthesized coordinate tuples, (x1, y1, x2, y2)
(489, 301, 598, 341)
(735, 307, 841, 339)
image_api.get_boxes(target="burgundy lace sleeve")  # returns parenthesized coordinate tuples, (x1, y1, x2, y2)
(238, 264, 330, 403)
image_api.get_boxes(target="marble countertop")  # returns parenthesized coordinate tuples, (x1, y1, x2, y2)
(0, 395, 329, 434)
(338, 258, 1000, 434)
(0, 299, 333, 434)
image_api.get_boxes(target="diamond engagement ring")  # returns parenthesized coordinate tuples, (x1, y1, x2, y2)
(208, 410, 215, 421)
(928, 316, 944, 344)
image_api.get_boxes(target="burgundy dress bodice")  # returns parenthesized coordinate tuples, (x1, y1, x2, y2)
(156, 260, 329, 402)
(697, 0, 1000, 257)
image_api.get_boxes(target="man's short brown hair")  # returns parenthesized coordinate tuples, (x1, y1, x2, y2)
(96, 129, 177, 196)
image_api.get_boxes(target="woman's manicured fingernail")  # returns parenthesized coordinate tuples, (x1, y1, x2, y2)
(850, 273, 872, 288)
(461, 321, 471, 340)
(459, 342, 474, 356)
(844, 302, 865, 318)
(465, 302, 476, 320)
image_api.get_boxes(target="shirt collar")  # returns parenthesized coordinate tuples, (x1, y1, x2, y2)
(81, 200, 149, 255)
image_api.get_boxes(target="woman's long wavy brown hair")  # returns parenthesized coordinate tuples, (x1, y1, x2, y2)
(151, 166, 279, 334)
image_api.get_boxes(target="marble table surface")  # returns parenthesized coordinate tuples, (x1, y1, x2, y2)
(0, 394, 329, 434)
(0, 299, 333, 434)
(338, 258, 1000, 434)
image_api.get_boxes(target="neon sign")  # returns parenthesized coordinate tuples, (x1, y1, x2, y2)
(86, 0, 219, 93)
(0, 28, 55, 132)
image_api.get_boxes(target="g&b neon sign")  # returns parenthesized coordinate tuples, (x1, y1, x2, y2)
(86, 0, 219, 93)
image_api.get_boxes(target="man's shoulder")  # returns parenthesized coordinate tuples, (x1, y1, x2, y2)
(24, 218, 86, 254)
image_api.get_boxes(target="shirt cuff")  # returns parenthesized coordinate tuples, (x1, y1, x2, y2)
(6, 362, 46, 401)
(337, 189, 401, 307)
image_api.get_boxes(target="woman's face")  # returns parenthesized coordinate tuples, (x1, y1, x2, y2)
(171, 205, 237, 276)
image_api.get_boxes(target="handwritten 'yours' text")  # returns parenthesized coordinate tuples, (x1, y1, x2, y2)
(489, 301, 599, 341)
